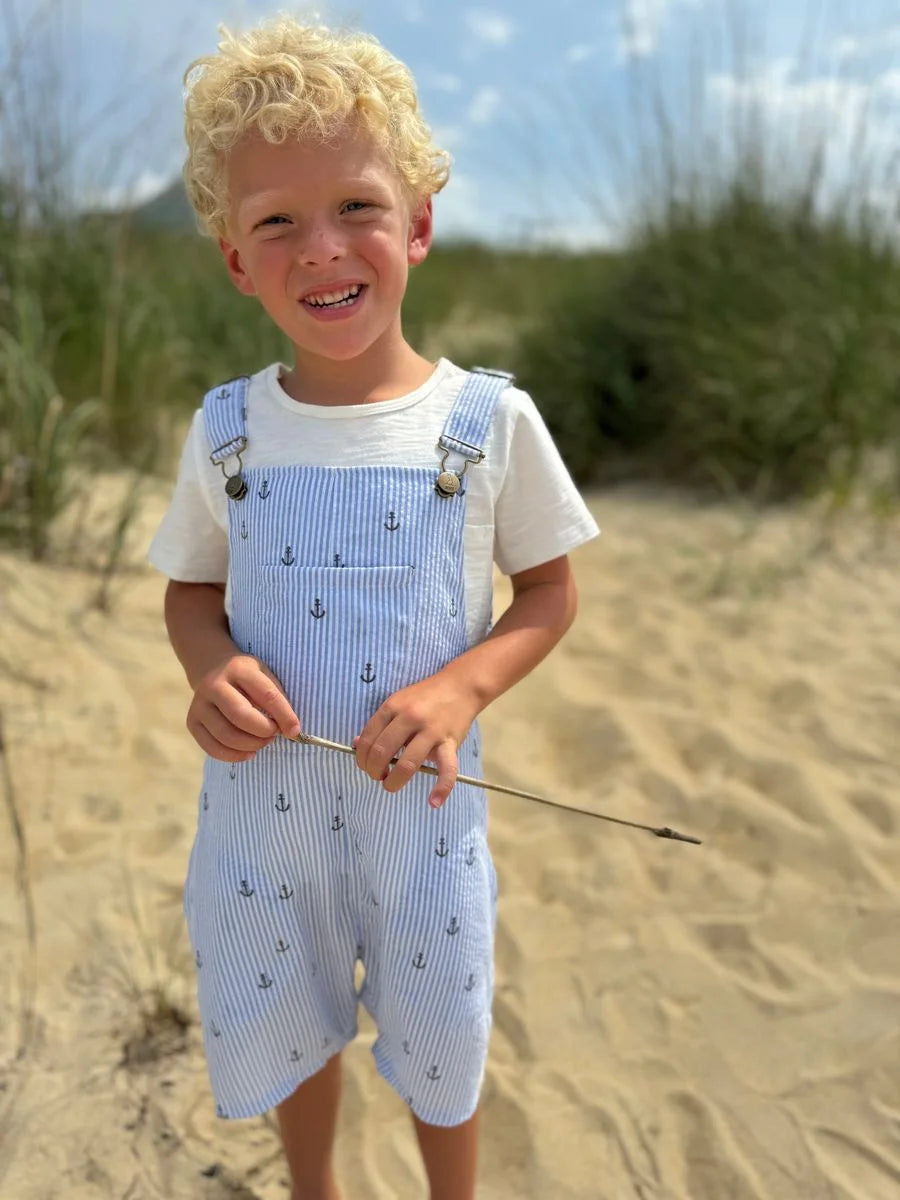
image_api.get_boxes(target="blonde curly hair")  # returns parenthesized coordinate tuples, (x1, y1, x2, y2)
(183, 17, 451, 237)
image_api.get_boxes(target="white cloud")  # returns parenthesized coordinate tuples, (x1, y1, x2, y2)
(431, 172, 482, 240)
(704, 60, 900, 222)
(465, 10, 515, 47)
(617, 0, 704, 60)
(877, 69, 900, 99)
(467, 86, 502, 125)
(82, 169, 172, 211)
(566, 43, 598, 64)
(431, 123, 467, 154)
(832, 25, 900, 62)
(430, 72, 463, 93)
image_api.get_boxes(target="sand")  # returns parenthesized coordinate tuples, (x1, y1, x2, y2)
(1, 480, 899, 1199)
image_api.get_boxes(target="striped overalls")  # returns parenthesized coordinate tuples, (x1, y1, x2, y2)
(183, 369, 510, 1125)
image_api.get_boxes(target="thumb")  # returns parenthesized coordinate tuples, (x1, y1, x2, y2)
(243, 661, 301, 738)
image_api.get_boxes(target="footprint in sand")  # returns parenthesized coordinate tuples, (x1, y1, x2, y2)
(808, 1127, 900, 1200)
(667, 1091, 762, 1200)
(845, 790, 895, 837)
(492, 990, 534, 1062)
(133, 821, 186, 858)
(80, 792, 123, 822)
(691, 921, 794, 994)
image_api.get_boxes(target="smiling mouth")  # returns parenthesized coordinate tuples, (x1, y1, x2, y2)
(303, 284, 366, 310)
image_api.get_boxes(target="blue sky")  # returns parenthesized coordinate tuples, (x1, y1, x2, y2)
(2, 0, 899, 247)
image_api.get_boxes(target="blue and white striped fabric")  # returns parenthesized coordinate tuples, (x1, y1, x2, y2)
(183, 369, 508, 1126)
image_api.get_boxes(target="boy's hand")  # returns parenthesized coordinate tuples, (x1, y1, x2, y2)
(353, 674, 481, 808)
(186, 654, 301, 762)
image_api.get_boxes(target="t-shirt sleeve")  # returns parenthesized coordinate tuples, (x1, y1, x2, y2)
(147, 409, 229, 583)
(492, 388, 600, 576)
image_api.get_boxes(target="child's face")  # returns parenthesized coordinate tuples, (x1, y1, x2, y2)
(218, 124, 432, 371)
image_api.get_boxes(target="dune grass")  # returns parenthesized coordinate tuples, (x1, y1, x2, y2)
(1, 2, 899, 572)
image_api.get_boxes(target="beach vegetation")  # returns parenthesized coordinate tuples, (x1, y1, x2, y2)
(1, 2, 899, 574)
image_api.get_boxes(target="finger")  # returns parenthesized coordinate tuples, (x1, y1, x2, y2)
(188, 717, 260, 763)
(427, 741, 458, 809)
(355, 707, 412, 779)
(354, 708, 390, 774)
(195, 703, 277, 753)
(235, 662, 301, 737)
(381, 730, 435, 794)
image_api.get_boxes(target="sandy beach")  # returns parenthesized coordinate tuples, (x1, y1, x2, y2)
(1, 481, 899, 1199)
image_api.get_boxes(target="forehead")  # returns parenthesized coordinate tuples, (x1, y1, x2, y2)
(226, 126, 403, 209)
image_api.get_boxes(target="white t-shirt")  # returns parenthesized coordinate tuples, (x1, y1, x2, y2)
(148, 358, 599, 646)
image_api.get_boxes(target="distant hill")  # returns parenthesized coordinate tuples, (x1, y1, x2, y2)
(132, 179, 196, 232)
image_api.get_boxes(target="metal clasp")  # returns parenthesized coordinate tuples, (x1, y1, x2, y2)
(209, 436, 248, 501)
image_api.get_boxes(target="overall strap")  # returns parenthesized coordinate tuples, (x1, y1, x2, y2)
(202, 375, 251, 464)
(438, 366, 514, 465)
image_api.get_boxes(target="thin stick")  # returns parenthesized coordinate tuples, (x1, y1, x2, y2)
(293, 731, 702, 845)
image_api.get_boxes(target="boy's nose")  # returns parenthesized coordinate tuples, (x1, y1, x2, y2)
(298, 225, 346, 266)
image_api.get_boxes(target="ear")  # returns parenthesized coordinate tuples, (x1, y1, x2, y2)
(218, 236, 258, 296)
(407, 197, 433, 267)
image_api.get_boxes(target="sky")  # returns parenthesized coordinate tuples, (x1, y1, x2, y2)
(2, 0, 900, 247)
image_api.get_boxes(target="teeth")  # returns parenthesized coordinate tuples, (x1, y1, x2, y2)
(306, 284, 362, 307)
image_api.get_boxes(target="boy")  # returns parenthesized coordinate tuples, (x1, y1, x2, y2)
(149, 17, 598, 1200)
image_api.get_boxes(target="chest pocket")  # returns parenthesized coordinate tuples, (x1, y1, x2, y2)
(253, 564, 417, 734)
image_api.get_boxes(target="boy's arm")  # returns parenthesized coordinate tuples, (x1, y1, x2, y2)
(165, 580, 301, 761)
(353, 554, 576, 807)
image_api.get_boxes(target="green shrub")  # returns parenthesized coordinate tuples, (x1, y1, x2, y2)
(517, 189, 900, 497)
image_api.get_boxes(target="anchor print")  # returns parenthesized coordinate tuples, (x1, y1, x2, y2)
(239, 880, 254, 898)
(290, 1049, 302, 1062)
(435, 838, 449, 859)
(426, 1065, 441, 1082)
(446, 917, 460, 937)
(323, 1036, 331, 1049)
(281, 545, 295, 566)
(216, 1104, 228, 1118)
(331, 815, 344, 831)
(229, 763, 236, 780)
(402, 1039, 411, 1055)
(412, 951, 427, 970)
(241, 406, 247, 421)
(275, 792, 290, 813)
(464, 973, 475, 992)
(275, 939, 290, 953)
(258, 480, 270, 499)
(449, 599, 457, 617)
(369, 893, 379, 907)
(473, 741, 479, 759)
(258, 972, 273, 989)
(210, 1021, 222, 1038)
(240, 521, 248, 540)
(202, 791, 209, 811)
(360, 662, 376, 684)
(310, 598, 326, 620)
(195, 949, 203, 967)
(247, 641, 252, 655)
(384, 511, 400, 532)
(333, 553, 344, 568)
(465, 845, 476, 866)
(215, 386, 229, 400)
(279, 883, 294, 900)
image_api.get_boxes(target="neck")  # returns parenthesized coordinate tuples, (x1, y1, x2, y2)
(281, 331, 435, 407)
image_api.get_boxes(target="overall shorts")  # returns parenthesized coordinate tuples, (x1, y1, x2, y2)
(183, 368, 510, 1126)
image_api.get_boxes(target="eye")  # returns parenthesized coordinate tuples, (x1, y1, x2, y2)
(255, 214, 290, 230)
(342, 201, 371, 214)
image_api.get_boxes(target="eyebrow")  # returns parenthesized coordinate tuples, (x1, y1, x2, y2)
(238, 177, 394, 221)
